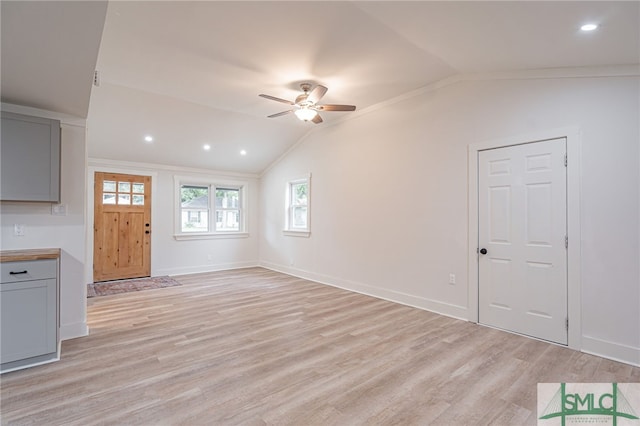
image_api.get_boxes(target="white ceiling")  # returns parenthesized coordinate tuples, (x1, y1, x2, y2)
(1, 1, 107, 117)
(3, 1, 639, 175)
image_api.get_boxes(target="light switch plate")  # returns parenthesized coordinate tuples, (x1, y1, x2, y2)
(14, 224, 25, 236)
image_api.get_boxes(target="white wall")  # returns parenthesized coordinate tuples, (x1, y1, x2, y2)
(86, 160, 260, 283)
(5, 72, 637, 366)
(1, 103, 89, 340)
(259, 72, 640, 366)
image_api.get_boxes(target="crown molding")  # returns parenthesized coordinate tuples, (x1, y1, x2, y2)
(88, 158, 260, 180)
(260, 64, 639, 177)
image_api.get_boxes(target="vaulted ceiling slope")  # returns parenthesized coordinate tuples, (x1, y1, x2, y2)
(3, 2, 639, 175)
(1, 1, 108, 118)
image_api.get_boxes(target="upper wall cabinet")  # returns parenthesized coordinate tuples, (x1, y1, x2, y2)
(1, 112, 61, 202)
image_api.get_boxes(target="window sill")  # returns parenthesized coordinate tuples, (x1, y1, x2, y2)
(174, 232, 249, 241)
(283, 230, 310, 238)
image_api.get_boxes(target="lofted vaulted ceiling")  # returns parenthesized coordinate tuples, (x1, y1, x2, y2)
(1, 1, 108, 118)
(3, 1, 639, 175)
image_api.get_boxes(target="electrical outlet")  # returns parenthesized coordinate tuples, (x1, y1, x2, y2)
(207, 254, 214, 263)
(14, 224, 25, 236)
(51, 204, 67, 216)
(449, 273, 456, 285)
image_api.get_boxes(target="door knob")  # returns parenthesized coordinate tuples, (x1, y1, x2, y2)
(479, 248, 487, 255)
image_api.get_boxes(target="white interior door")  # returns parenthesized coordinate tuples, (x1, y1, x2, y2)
(478, 138, 567, 345)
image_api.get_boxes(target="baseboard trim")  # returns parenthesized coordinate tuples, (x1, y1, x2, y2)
(156, 261, 259, 277)
(260, 261, 468, 321)
(60, 321, 88, 341)
(581, 335, 640, 367)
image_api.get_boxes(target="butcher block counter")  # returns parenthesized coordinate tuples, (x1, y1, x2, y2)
(0, 248, 61, 262)
(1, 248, 60, 373)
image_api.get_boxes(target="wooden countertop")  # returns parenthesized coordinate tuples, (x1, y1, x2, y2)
(0, 248, 60, 262)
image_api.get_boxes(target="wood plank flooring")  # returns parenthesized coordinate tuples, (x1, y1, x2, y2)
(1, 267, 639, 425)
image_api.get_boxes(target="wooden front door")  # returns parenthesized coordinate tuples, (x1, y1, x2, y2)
(94, 172, 151, 282)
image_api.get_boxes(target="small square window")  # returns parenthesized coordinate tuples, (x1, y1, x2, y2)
(103, 181, 116, 192)
(132, 183, 145, 194)
(118, 194, 131, 205)
(103, 193, 116, 204)
(118, 182, 131, 193)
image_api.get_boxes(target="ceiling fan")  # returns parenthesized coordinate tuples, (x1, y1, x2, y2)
(259, 83, 356, 124)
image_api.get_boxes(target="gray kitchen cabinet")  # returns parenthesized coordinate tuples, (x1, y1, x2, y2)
(0, 111, 61, 202)
(1, 251, 60, 373)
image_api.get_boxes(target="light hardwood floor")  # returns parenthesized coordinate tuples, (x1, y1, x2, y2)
(1, 267, 639, 425)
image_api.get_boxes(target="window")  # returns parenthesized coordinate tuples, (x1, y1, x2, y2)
(215, 188, 240, 231)
(285, 175, 310, 236)
(180, 185, 209, 232)
(188, 211, 201, 223)
(102, 180, 146, 206)
(176, 178, 247, 239)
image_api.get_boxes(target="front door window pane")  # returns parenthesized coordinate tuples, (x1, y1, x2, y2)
(118, 194, 131, 205)
(132, 183, 144, 193)
(103, 181, 116, 192)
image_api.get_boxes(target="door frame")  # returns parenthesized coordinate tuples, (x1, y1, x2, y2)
(85, 165, 158, 286)
(467, 127, 582, 350)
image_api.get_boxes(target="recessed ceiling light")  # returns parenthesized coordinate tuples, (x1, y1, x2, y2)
(144, 135, 153, 143)
(580, 23, 598, 32)
(203, 144, 211, 151)
(240, 149, 247, 156)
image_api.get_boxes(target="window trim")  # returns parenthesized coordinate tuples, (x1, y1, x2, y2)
(174, 175, 248, 240)
(284, 173, 311, 237)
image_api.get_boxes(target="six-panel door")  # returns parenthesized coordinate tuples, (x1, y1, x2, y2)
(478, 138, 568, 344)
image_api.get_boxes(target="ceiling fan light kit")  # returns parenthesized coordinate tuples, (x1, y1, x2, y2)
(259, 83, 356, 124)
(294, 107, 318, 121)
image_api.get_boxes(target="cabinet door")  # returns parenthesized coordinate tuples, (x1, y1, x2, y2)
(0, 112, 61, 202)
(1, 278, 57, 364)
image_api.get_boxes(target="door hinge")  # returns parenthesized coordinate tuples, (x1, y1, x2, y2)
(565, 317, 569, 330)
(564, 153, 567, 167)
(565, 235, 568, 249)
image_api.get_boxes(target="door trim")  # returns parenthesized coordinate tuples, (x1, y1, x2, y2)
(467, 127, 582, 350)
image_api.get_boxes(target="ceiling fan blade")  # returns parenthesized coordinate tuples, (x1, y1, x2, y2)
(267, 110, 294, 118)
(259, 94, 294, 105)
(312, 114, 323, 124)
(317, 104, 356, 112)
(307, 85, 328, 104)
